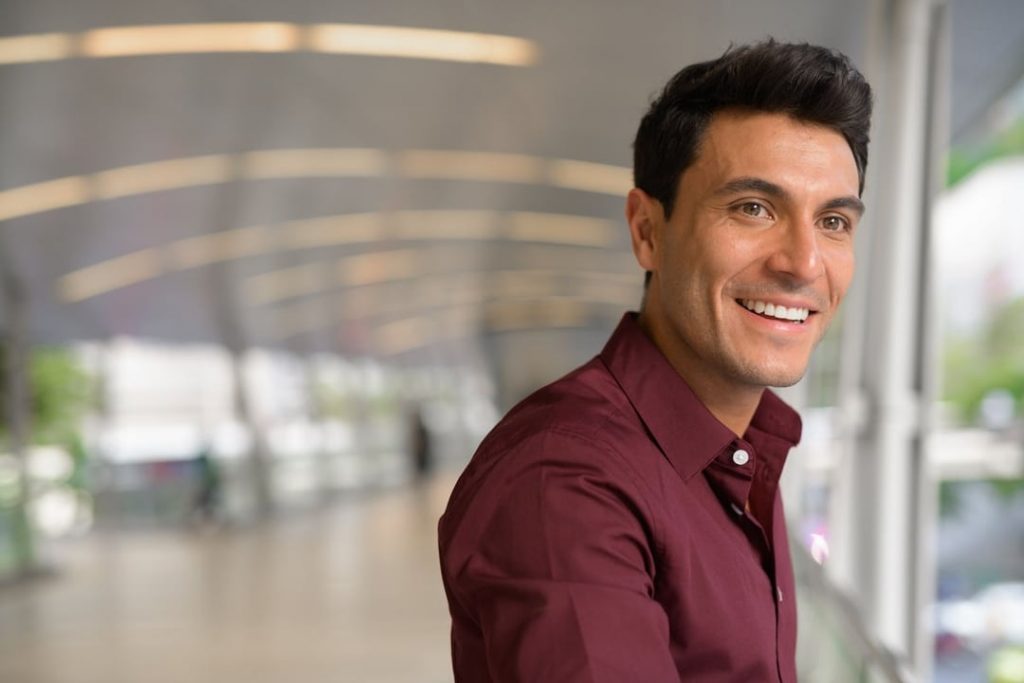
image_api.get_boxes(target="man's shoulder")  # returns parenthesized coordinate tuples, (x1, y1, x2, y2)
(439, 354, 665, 551)
(446, 354, 662, 505)
(489, 355, 639, 453)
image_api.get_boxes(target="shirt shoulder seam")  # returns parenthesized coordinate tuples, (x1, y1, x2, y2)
(539, 424, 664, 551)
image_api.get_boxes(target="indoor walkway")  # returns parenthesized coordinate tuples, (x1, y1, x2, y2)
(0, 473, 460, 683)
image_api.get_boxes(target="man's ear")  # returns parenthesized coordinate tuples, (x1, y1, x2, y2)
(626, 188, 661, 272)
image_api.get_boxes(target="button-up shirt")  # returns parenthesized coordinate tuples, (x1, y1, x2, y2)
(439, 312, 802, 682)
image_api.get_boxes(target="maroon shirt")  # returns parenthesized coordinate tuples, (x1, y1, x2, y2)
(439, 313, 801, 682)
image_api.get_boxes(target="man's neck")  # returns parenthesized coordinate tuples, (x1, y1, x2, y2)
(691, 381, 764, 438)
(637, 311, 764, 437)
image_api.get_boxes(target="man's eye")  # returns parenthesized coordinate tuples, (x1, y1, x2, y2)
(821, 215, 849, 232)
(737, 202, 769, 218)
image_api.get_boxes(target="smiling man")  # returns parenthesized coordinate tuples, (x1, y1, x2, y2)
(439, 40, 872, 682)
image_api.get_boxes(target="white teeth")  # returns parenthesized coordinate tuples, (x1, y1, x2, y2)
(740, 299, 810, 322)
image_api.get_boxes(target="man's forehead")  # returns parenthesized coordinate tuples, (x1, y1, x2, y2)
(685, 110, 860, 196)
(700, 110, 854, 160)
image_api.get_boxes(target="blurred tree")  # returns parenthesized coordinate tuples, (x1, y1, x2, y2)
(987, 298, 1024, 362)
(942, 296, 1024, 512)
(947, 118, 1024, 187)
(26, 348, 95, 445)
(944, 296, 1024, 423)
(0, 346, 94, 574)
(0, 346, 95, 447)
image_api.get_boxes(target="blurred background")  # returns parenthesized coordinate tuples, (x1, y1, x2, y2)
(0, 1, 1022, 681)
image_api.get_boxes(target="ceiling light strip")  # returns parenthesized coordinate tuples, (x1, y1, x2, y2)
(307, 24, 538, 66)
(92, 156, 235, 200)
(80, 23, 300, 57)
(266, 278, 639, 340)
(0, 33, 73, 64)
(0, 150, 630, 223)
(547, 160, 634, 195)
(397, 150, 545, 183)
(0, 177, 90, 221)
(0, 23, 538, 66)
(243, 149, 389, 179)
(58, 249, 163, 303)
(59, 224, 633, 304)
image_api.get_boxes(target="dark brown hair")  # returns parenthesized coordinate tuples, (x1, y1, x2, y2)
(633, 39, 873, 219)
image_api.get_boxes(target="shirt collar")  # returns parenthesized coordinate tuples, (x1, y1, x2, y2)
(599, 312, 802, 481)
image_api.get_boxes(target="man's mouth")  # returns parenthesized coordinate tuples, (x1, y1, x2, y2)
(736, 298, 813, 324)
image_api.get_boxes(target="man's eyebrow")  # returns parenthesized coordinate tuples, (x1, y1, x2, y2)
(821, 196, 866, 217)
(714, 177, 790, 201)
(716, 176, 865, 217)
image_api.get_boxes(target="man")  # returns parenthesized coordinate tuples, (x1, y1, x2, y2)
(439, 40, 872, 682)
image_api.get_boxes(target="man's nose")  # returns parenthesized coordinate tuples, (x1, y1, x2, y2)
(765, 219, 823, 283)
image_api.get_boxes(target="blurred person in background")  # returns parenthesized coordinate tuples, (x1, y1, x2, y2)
(190, 439, 222, 528)
(409, 405, 434, 479)
(439, 39, 872, 682)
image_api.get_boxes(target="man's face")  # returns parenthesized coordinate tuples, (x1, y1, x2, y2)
(630, 109, 862, 393)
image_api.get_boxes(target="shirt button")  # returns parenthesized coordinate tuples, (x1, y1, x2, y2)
(732, 449, 750, 466)
(777, 587, 784, 602)
(729, 502, 745, 516)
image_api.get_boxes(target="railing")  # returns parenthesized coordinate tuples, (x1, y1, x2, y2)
(794, 544, 916, 683)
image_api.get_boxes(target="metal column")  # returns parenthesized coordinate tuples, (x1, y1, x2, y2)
(830, 0, 949, 676)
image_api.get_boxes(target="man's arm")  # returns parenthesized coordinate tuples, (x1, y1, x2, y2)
(441, 428, 679, 682)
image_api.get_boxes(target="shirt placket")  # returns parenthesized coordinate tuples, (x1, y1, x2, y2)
(708, 441, 771, 560)
(706, 440, 788, 682)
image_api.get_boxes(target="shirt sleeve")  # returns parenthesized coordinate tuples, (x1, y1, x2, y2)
(444, 428, 679, 682)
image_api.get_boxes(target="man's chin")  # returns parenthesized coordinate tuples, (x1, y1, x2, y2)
(766, 372, 806, 389)
(732, 361, 809, 389)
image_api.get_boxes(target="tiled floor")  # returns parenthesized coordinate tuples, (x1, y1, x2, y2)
(0, 473, 459, 683)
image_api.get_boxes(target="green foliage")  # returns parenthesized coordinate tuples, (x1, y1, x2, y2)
(943, 296, 1024, 423)
(947, 118, 1024, 187)
(939, 479, 1024, 520)
(28, 347, 95, 444)
(988, 298, 1024, 361)
(988, 477, 1024, 502)
(938, 480, 963, 518)
(0, 346, 95, 448)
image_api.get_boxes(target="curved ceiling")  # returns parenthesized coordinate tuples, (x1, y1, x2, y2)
(0, 0, 1019, 369)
